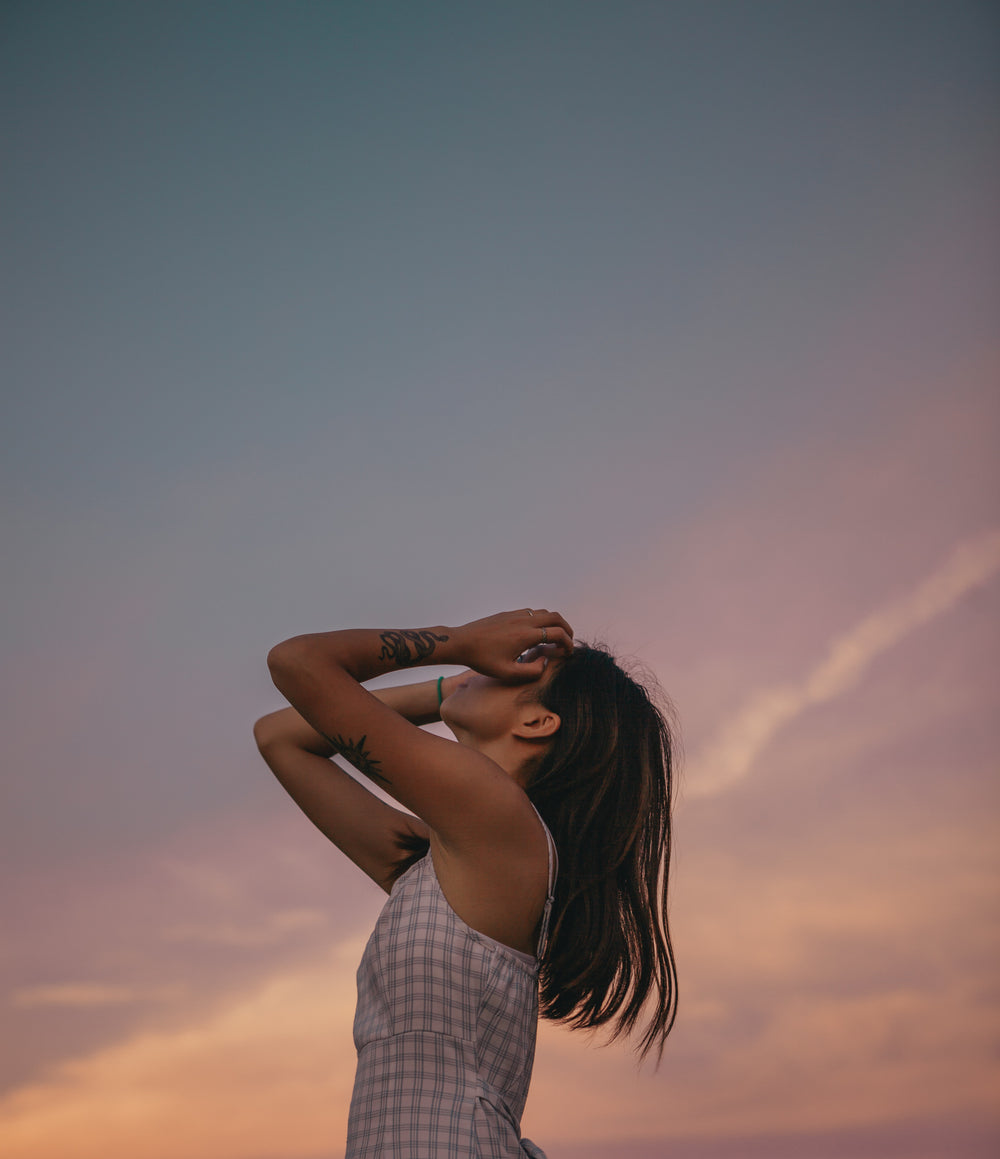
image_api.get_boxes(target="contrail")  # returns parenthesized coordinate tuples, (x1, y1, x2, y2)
(687, 527, 1000, 798)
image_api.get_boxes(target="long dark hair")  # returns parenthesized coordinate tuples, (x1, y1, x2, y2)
(392, 643, 680, 1063)
(525, 643, 680, 1063)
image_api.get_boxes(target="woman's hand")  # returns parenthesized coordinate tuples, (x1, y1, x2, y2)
(440, 670, 471, 699)
(450, 609, 574, 682)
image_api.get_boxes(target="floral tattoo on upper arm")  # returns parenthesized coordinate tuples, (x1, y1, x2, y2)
(378, 629, 449, 667)
(328, 733, 389, 788)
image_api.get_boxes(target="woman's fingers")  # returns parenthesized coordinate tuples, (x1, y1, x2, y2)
(516, 611, 573, 668)
(508, 654, 549, 680)
(525, 609, 574, 642)
(530, 624, 572, 655)
(456, 608, 574, 679)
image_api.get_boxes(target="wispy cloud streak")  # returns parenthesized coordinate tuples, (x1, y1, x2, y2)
(10, 985, 181, 1009)
(687, 528, 1000, 797)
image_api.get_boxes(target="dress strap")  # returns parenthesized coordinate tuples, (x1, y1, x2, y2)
(529, 803, 559, 960)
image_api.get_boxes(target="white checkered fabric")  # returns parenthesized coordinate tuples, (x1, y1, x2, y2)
(346, 807, 557, 1158)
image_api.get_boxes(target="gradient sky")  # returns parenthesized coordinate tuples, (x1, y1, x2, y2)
(2, 2, 999, 1157)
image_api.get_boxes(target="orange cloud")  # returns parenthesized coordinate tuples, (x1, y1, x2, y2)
(525, 822, 1000, 1145)
(0, 939, 365, 1159)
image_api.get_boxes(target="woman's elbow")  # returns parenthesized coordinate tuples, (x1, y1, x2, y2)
(267, 639, 306, 700)
(266, 639, 296, 676)
(253, 712, 283, 753)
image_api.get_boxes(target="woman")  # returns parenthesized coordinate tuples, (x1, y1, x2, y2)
(254, 608, 679, 1158)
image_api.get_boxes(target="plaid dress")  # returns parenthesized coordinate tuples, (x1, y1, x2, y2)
(346, 809, 557, 1158)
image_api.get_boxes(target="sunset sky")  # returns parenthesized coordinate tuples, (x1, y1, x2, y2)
(2, 3, 999, 1157)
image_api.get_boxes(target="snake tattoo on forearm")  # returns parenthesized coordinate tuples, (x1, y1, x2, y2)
(377, 629, 449, 666)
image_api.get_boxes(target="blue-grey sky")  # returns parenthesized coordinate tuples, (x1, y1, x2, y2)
(2, 3, 998, 1157)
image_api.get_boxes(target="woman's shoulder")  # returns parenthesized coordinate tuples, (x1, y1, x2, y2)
(427, 792, 552, 957)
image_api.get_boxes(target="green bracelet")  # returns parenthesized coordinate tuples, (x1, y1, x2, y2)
(436, 675, 444, 707)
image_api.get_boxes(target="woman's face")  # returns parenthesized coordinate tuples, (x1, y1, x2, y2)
(440, 649, 557, 746)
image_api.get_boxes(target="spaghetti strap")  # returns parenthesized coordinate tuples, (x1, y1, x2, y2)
(528, 802, 559, 959)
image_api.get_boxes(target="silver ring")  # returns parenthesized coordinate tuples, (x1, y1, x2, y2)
(541, 627, 548, 644)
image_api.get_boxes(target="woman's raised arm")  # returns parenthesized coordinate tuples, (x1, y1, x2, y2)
(252, 673, 470, 888)
(264, 611, 571, 846)
(255, 672, 468, 753)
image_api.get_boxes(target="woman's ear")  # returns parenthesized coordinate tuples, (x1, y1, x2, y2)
(512, 706, 561, 742)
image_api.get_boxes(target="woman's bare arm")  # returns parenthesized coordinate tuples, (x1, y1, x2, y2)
(253, 675, 467, 889)
(254, 709, 429, 892)
(264, 613, 571, 848)
(255, 673, 466, 752)
(368, 673, 464, 726)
